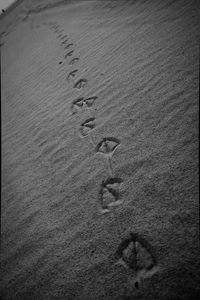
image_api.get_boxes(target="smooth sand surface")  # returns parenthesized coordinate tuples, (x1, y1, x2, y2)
(1, 0, 199, 299)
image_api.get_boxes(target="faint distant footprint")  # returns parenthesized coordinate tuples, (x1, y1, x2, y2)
(53, 25, 59, 30)
(64, 43, 73, 50)
(70, 97, 84, 115)
(115, 232, 158, 291)
(98, 177, 123, 214)
(96, 137, 120, 156)
(67, 69, 78, 82)
(74, 79, 88, 89)
(62, 39, 69, 45)
(95, 137, 120, 175)
(65, 50, 74, 59)
(69, 58, 79, 65)
(60, 35, 68, 41)
(57, 34, 63, 39)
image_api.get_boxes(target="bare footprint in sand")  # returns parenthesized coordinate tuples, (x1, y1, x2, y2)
(56, 34, 63, 39)
(64, 43, 73, 50)
(70, 97, 84, 115)
(84, 96, 97, 108)
(67, 69, 78, 81)
(98, 177, 123, 213)
(62, 39, 69, 45)
(115, 232, 159, 291)
(74, 78, 88, 89)
(78, 117, 96, 146)
(70, 96, 97, 116)
(69, 58, 79, 65)
(65, 50, 74, 58)
(79, 117, 96, 137)
(95, 137, 120, 157)
(60, 35, 68, 41)
(57, 29, 64, 34)
(95, 137, 120, 176)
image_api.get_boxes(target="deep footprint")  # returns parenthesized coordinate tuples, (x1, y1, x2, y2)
(84, 96, 97, 108)
(70, 97, 84, 115)
(115, 232, 158, 288)
(74, 78, 88, 89)
(95, 137, 120, 156)
(98, 177, 123, 212)
(79, 117, 96, 137)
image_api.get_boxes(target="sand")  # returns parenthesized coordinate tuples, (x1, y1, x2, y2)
(1, 0, 199, 299)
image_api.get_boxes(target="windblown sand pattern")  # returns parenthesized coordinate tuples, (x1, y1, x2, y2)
(1, 0, 199, 299)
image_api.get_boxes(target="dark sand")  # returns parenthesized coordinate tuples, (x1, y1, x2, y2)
(1, 0, 199, 299)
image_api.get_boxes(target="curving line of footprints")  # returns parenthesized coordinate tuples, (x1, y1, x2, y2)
(29, 19, 159, 294)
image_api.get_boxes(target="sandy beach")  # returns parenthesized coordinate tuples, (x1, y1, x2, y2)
(1, 0, 199, 299)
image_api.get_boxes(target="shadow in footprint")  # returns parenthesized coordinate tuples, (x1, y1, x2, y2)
(64, 43, 73, 50)
(67, 69, 78, 81)
(95, 137, 120, 157)
(60, 35, 68, 41)
(98, 177, 123, 213)
(57, 34, 63, 39)
(84, 96, 97, 108)
(79, 117, 96, 137)
(69, 58, 79, 65)
(115, 232, 158, 290)
(62, 39, 69, 45)
(74, 78, 88, 89)
(79, 117, 96, 146)
(65, 50, 74, 58)
(70, 97, 84, 115)
(95, 137, 120, 175)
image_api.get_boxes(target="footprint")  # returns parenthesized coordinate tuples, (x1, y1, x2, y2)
(74, 79, 88, 89)
(84, 96, 97, 108)
(64, 43, 73, 50)
(70, 97, 84, 115)
(98, 177, 123, 213)
(79, 117, 96, 137)
(69, 58, 79, 65)
(95, 137, 120, 175)
(115, 233, 158, 289)
(95, 137, 120, 157)
(62, 39, 69, 45)
(67, 69, 78, 81)
(65, 50, 74, 58)
(56, 34, 63, 39)
(60, 35, 68, 41)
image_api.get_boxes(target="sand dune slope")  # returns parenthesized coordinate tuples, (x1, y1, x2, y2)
(1, 0, 199, 299)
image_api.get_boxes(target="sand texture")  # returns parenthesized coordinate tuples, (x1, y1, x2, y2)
(1, 0, 199, 299)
